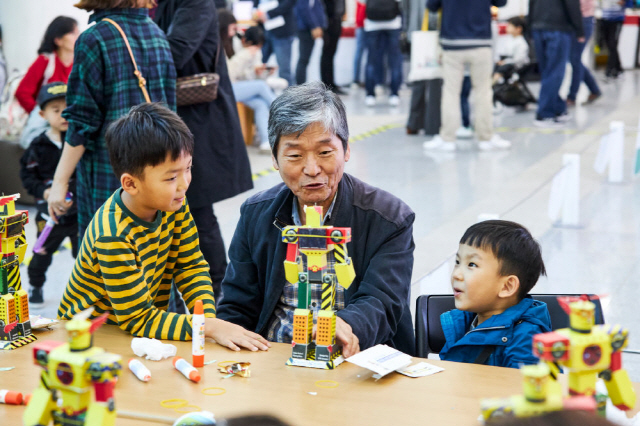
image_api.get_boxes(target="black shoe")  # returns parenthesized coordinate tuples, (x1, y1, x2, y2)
(29, 287, 44, 306)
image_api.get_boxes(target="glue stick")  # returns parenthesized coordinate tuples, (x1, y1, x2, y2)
(0, 390, 23, 405)
(128, 358, 151, 382)
(192, 300, 205, 367)
(173, 356, 201, 383)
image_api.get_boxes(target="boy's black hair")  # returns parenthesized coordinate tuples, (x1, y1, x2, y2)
(507, 16, 526, 33)
(460, 220, 546, 300)
(38, 16, 78, 54)
(243, 26, 265, 47)
(105, 103, 193, 179)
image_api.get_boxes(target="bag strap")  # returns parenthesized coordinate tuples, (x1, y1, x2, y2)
(473, 345, 496, 365)
(102, 18, 151, 103)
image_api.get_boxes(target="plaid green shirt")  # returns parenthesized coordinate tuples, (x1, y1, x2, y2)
(63, 8, 176, 237)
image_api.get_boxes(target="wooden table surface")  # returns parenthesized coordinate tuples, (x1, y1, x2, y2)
(1, 325, 638, 426)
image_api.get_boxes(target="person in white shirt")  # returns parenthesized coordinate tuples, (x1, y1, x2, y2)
(493, 17, 529, 84)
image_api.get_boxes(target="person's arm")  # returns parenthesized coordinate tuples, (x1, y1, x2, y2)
(14, 55, 47, 113)
(426, 0, 442, 12)
(502, 324, 546, 368)
(48, 31, 104, 222)
(336, 214, 415, 353)
(565, 0, 585, 38)
(162, 0, 215, 70)
(19, 144, 47, 199)
(215, 203, 264, 331)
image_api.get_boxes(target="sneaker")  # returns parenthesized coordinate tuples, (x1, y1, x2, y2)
(556, 111, 571, 122)
(423, 135, 456, 151)
(259, 141, 272, 154)
(478, 134, 511, 151)
(365, 96, 376, 107)
(29, 287, 44, 307)
(583, 93, 601, 105)
(388, 95, 400, 106)
(534, 117, 565, 128)
(456, 127, 474, 139)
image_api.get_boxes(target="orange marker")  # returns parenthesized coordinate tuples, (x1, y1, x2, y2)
(192, 300, 205, 368)
(173, 356, 201, 383)
(0, 390, 23, 405)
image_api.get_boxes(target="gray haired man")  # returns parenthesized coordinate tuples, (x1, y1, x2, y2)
(217, 82, 416, 356)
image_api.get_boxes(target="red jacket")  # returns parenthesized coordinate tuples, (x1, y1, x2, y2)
(356, 1, 365, 28)
(15, 54, 72, 113)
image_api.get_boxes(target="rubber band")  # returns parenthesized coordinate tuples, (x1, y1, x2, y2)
(315, 380, 339, 389)
(217, 360, 238, 368)
(160, 399, 188, 408)
(201, 387, 227, 396)
(173, 404, 202, 414)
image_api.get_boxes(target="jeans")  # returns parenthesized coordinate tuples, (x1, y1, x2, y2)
(296, 30, 315, 84)
(232, 80, 276, 145)
(263, 33, 294, 86)
(569, 17, 601, 101)
(353, 27, 367, 83)
(365, 29, 402, 96)
(601, 20, 623, 77)
(461, 75, 472, 128)
(321, 17, 342, 88)
(532, 30, 571, 119)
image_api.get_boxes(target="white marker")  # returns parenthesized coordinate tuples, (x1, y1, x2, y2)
(128, 358, 151, 382)
(192, 300, 205, 367)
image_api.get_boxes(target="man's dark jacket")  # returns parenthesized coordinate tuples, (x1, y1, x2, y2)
(528, 0, 584, 38)
(217, 173, 416, 355)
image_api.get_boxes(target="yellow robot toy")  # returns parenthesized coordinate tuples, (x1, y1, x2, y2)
(532, 296, 636, 411)
(0, 193, 35, 350)
(23, 308, 122, 426)
(282, 205, 355, 369)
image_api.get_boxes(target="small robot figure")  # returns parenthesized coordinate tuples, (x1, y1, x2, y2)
(23, 309, 122, 426)
(481, 363, 596, 423)
(282, 205, 355, 368)
(533, 296, 636, 410)
(0, 193, 35, 349)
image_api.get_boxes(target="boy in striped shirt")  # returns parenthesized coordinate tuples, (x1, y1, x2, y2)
(58, 103, 269, 352)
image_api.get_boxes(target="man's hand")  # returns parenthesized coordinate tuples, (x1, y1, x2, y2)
(252, 10, 266, 23)
(577, 37, 585, 43)
(47, 180, 72, 223)
(311, 27, 323, 39)
(205, 318, 271, 352)
(336, 316, 360, 358)
(43, 188, 51, 201)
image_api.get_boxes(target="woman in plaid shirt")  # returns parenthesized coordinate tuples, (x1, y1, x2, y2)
(47, 0, 176, 242)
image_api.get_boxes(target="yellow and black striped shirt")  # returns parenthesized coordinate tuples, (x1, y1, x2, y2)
(57, 189, 216, 340)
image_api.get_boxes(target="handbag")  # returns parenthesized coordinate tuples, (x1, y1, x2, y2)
(175, 44, 221, 107)
(102, 18, 152, 103)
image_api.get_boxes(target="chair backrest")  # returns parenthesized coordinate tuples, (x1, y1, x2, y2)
(414, 294, 605, 358)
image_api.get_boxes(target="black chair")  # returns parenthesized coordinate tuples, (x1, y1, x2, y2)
(415, 294, 605, 358)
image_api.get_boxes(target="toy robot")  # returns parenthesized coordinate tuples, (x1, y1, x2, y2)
(23, 309, 122, 426)
(481, 296, 636, 424)
(0, 193, 35, 350)
(533, 296, 635, 410)
(282, 205, 355, 368)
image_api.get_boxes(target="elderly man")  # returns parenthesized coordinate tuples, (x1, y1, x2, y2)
(217, 82, 415, 357)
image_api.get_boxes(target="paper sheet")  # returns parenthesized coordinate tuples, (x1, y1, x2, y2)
(346, 344, 412, 377)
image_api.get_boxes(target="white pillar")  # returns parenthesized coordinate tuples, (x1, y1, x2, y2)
(561, 154, 580, 227)
(608, 121, 625, 183)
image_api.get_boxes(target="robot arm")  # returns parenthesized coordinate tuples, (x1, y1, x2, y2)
(329, 227, 355, 289)
(282, 227, 300, 284)
(601, 326, 636, 411)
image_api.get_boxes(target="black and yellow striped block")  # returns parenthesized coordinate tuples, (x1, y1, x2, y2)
(1, 333, 37, 350)
(7, 263, 21, 291)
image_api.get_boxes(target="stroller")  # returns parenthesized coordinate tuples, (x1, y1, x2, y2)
(492, 63, 537, 110)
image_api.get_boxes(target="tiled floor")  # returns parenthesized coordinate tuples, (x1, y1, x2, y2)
(15, 70, 640, 380)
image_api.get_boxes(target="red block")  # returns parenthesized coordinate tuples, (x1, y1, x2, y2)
(533, 332, 570, 361)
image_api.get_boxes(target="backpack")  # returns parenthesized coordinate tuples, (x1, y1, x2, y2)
(365, 0, 400, 21)
(0, 70, 28, 142)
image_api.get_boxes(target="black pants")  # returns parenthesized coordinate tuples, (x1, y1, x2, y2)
(320, 17, 342, 88)
(296, 30, 315, 85)
(601, 20, 623, 77)
(28, 216, 78, 288)
(190, 204, 227, 303)
(407, 79, 443, 136)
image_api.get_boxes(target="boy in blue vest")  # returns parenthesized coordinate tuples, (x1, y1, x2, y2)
(439, 220, 551, 368)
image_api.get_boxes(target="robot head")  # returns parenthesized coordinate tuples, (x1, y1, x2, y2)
(66, 309, 108, 351)
(569, 300, 595, 333)
(522, 363, 550, 402)
(303, 205, 322, 228)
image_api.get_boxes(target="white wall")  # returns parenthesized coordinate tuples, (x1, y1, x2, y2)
(498, 0, 528, 20)
(0, 1, 90, 73)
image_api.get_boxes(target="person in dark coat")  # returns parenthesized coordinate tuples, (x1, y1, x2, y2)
(154, 0, 253, 302)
